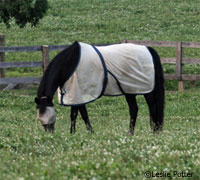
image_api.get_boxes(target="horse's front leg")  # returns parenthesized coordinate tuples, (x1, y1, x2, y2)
(79, 105, 94, 133)
(70, 107, 79, 134)
(125, 94, 138, 135)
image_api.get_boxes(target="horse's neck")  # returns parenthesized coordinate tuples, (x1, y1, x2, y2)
(38, 72, 59, 101)
(37, 42, 80, 100)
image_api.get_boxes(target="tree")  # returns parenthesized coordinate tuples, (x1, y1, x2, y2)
(0, 0, 48, 28)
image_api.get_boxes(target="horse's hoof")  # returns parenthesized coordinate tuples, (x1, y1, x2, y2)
(128, 131, 134, 136)
(70, 130, 76, 134)
(86, 126, 94, 134)
(89, 129, 94, 134)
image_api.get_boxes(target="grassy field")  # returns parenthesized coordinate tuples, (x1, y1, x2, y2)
(1, 0, 200, 45)
(0, 0, 200, 90)
(0, 89, 200, 179)
(0, 0, 200, 179)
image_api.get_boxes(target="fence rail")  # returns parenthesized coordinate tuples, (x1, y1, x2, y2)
(123, 40, 200, 48)
(0, 45, 70, 52)
(0, 35, 200, 91)
(0, 34, 71, 87)
(122, 40, 200, 91)
(0, 77, 41, 84)
(0, 61, 42, 68)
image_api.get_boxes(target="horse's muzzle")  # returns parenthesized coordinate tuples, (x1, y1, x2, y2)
(42, 123, 55, 132)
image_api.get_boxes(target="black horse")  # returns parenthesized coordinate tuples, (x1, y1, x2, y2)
(35, 42, 165, 135)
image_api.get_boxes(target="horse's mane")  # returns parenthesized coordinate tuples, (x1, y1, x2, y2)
(36, 41, 80, 101)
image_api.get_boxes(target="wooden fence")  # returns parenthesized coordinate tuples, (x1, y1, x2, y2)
(0, 34, 200, 91)
(122, 39, 200, 91)
(0, 34, 69, 87)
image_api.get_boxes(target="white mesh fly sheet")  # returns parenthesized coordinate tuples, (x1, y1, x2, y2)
(58, 42, 155, 106)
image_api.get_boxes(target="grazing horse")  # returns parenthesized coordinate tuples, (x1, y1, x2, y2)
(35, 42, 165, 135)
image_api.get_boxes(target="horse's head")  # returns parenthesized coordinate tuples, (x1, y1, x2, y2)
(35, 96, 56, 132)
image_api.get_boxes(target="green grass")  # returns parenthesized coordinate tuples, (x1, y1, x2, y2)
(0, 0, 200, 90)
(0, 0, 200, 179)
(1, 0, 200, 45)
(0, 89, 200, 179)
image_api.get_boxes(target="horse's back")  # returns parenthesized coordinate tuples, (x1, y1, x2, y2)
(97, 43, 155, 95)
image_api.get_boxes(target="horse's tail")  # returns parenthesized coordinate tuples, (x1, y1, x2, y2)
(147, 46, 165, 131)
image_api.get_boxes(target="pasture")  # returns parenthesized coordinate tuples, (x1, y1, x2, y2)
(0, 0, 200, 179)
(0, 89, 200, 179)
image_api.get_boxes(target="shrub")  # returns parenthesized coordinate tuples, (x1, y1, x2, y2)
(0, 0, 48, 28)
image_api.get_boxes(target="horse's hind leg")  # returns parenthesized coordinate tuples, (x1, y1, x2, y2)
(70, 107, 79, 134)
(125, 94, 138, 135)
(144, 92, 164, 132)
(79, 105, 94, 133)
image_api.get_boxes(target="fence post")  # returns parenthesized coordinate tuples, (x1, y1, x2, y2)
(121, 39, 128, 43)
(42, 45, 50, 72)
(176, 41, 184, 92)
(0, 34, 5, 78)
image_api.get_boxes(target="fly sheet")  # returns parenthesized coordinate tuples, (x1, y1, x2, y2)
(58, 42, 155, 106)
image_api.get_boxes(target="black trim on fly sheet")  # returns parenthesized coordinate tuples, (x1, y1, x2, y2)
(92, 45, 126, 96)
(91, 45, 108, 98)
(58, 43, 109, 107)
(107, 70, 126, 95)
(59, 43, 152, 107)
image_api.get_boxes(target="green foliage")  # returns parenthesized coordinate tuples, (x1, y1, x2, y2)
(0, 0, 48, 27)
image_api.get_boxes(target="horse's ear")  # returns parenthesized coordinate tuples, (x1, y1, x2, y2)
(73, 41, 79, 46)
(35, 97, 40, 105)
